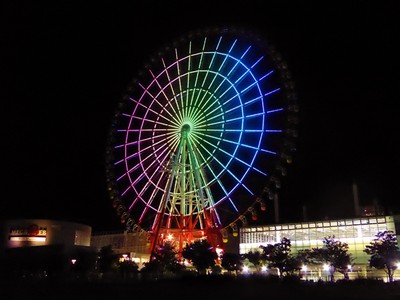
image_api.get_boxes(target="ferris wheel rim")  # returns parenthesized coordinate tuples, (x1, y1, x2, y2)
(105, 26, 298, 232)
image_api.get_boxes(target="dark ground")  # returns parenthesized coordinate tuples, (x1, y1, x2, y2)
(2, 276, 400, 300)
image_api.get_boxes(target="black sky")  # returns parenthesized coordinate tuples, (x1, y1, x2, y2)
(2, 1, 400, 232)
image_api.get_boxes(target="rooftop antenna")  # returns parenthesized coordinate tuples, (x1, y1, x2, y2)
(352, 180, 360, 217)
(274, 193, 280, 223)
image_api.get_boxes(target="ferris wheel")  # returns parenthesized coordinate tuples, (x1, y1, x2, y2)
(105, 27, 298, 255)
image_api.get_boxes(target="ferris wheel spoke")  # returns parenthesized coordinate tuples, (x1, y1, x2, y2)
(218, 111, 265, 124)
(121, 143, 168, 185)
(144, 143, 173, 172)
(192, 130, 231, 146)
(188, 39, 208, 119)
(216, 79, 238, 101)
(194, 143, 239, 213)
(174, 48, 186, 118)
(193, 130, 271, 157)
(216, 48, 251, 96)
(208, 50, 231, 87)
(226, 45, 251, 76)
(193, 131, 263, 177)
(128, 96, 145, 107)
(193, 134, 252, 195)
(243, 95, 263, 107)
(192, 130, 230, 145)
(129, 93, 177, 127)
(194, 97, 224, 124)
(147, 69, 182, 126)
(232, 58, 269, 93)
(244, 129, 282, 133)
(121, 128, 173, 132)
(115, 137, 169, 168)
(185, 42, 192, 112)
(129, 115, 172, 128)
(235, 68, 269, 95)
(260, 148, 277, 155)
(195, 110, 225, 126)
(216, 55, 260, 101)
(192, 40, 221, 109)
(191, 83, 217, 118)
(128, 161, 165, 211)
(114, 131, 173, 152)
(144, 140, 172, 164)
(264, 87, 281, 97)
(199, 88, 226, 117)
(138, 83, 182, 127)
(190, 133, 219, 159)
(124, 168, 164, 207)
(161, 58, 184, 122)
(267, 107, 284, 114)
(199, 45, 239, 99)
(134, 159, 170, 217)
(120, 172, 143, 196)
(225, 43, 245, 78)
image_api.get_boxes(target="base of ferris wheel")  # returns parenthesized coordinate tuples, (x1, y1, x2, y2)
(148, 225, 224, 261)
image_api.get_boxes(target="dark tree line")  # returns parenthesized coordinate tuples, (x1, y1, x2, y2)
(3, 231, 398, 282)
(240, 231, 400, 282)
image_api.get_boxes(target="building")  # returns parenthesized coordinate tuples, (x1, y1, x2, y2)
(91, 229, 150, 268)
(1, 219, 92, 251)
(0, 219, 95, 277)
(239, 214, 400, 281)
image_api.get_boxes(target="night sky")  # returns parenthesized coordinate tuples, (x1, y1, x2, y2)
(2, 1, 399, 232)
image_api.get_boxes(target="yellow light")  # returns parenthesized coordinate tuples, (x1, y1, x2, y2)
(261, 266, 267, 272)
(10, 236, 46, 242)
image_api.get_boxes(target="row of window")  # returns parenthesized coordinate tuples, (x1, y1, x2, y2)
(240, 223, 391, 244)
(239, 216, 399, 264)
(241, 216, 392, 233)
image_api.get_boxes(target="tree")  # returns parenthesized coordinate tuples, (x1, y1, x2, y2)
(142, 242, 184, 278)
(260, 237, 302, 277)
(243, 250, 263, 273)
(119, 260, 139, 280)
(364, 230, 400, 282)
(97, 245, 119, 274)
(182, 239, 217, 275)
(221, 252, 243, 275)
(309, 236, 353, 282)
(70, 248, 97, 278)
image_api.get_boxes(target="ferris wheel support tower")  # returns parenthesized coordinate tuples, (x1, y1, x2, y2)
(150, 123, 222, 257)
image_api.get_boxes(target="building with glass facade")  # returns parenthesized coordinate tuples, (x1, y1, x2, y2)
(91, 229, 150, 267)
(239, 215, 400, 281)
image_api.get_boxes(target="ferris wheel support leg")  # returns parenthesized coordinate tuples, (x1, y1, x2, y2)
(149, 175, 175, 259)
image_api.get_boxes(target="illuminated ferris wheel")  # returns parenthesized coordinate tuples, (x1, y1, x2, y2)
(105, 27, 298, 255)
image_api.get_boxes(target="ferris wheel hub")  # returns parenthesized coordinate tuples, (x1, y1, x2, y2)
(181, 123, 191, 133)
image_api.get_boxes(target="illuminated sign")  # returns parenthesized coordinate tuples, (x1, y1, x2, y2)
(9, 224, 47, 242)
